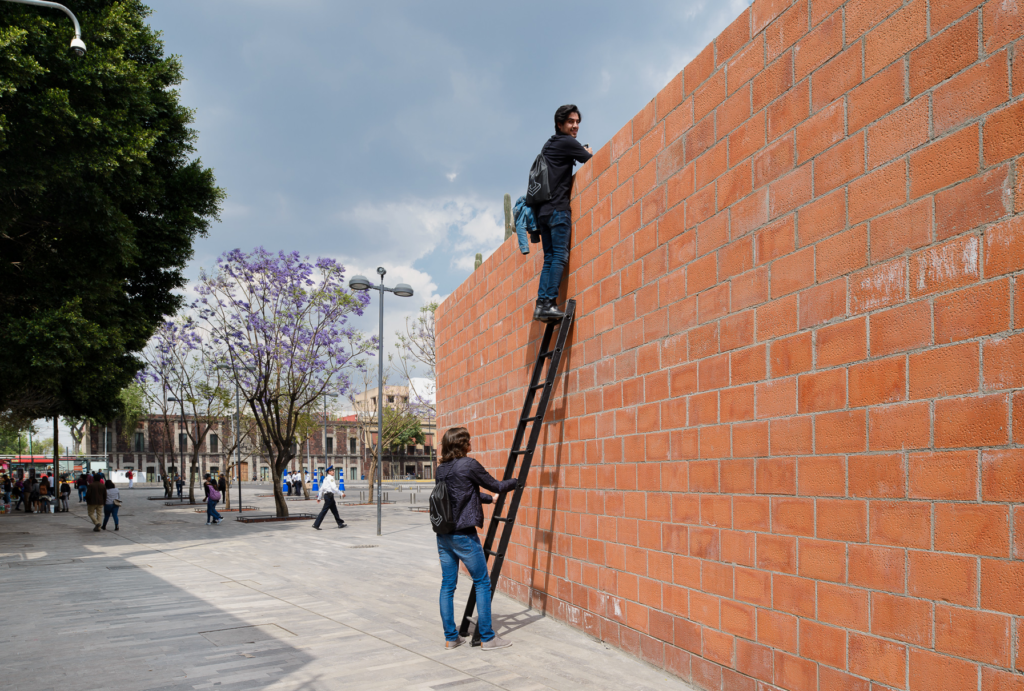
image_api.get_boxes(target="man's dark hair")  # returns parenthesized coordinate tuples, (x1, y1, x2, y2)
(554, 104, 582, 133)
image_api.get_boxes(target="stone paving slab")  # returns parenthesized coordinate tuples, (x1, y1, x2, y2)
(0, 488, 695, 691)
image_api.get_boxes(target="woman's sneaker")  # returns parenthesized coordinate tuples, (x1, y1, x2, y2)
(444, 636, 465, 649)
(481, 636, 512, 650)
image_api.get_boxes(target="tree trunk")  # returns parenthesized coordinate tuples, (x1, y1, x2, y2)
(188, 455, 198, 505)
(367, 452, 376, 502)
(271, 466, 288, 517)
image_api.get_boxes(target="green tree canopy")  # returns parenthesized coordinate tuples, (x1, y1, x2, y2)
(0, 0, 224, 422)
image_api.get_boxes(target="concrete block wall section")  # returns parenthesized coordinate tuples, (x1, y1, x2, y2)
(436, 1, 1024, 689)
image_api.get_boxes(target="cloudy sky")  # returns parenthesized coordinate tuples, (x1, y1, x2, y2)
(144, 0, 750, 344)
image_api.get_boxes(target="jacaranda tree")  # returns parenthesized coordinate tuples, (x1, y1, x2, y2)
(194, 248, 374, 517)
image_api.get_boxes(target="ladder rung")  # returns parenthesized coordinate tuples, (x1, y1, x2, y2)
(493, 516, 511, 522)
(485, 549, 504, 558)
(510, 449, 527, 455)
(539, 350, 555, 358)
(522, 415, 542, 422)
(529, 383, 546, 390)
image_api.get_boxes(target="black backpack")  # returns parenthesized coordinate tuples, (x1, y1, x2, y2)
(429, 462, 458, 535)
(524, 152, 551, 207)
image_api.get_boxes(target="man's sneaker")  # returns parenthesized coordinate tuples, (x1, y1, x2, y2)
(93, 525, 100, 532)
(445, 636, 466, 649)
(536, 300, 565, 323)
(480, 636, 512, 650)
(533, 300, 545, 321)
(312, 525, 322, 530)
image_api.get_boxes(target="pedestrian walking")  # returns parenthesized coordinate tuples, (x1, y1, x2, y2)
(75, 473, 88, 502)
(203, 474, 222, 524)
(12, 478, 24, 511)
(217, 473, 227, 502)
(101, 480, 121, 531)
(2, 475, 11, 506)
(312, 466, 346, 530)
(433, 427, 516, 650)
(59, 477, 71, 512)
(27, 477, 40, 513)
(85, 475, 107, 531)
(175, 474, 184, 499)
(126, 469, 134, 489)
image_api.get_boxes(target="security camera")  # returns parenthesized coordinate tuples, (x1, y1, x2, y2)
(69, 37, 86, 57)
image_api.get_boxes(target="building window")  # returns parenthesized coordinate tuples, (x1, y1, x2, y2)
(388, 395, 395, 403)
(349, 438, 357, 455)
(178, 433, 188, 452)
(134, 432, 145, 453)
(104, 428, 114, 452)
(326, 437, 333, 455)
(209, 434, 218, 453)
(350, 467, 357, 480)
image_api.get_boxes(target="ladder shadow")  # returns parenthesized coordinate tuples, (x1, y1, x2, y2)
(525, 312, 574, 616)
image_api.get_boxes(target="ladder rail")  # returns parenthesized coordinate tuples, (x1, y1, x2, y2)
(458, 299, 575, 642)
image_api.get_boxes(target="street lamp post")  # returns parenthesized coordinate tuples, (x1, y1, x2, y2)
(2, 0, 87, 55)
(323, 393, 338, 485)
(348, 268, 414, 536)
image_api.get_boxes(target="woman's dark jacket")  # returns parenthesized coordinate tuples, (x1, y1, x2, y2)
(436, 456, 517, 532)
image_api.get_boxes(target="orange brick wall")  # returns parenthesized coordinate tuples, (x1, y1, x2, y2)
(436, 1, 1024, 689)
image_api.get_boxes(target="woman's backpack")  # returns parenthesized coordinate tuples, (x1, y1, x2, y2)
(208, 486, 221, 501)
(429, 462, 458, 535)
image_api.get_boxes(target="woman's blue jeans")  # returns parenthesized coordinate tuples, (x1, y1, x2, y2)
(437, 532, 495, 642)
(207, 499, 222, 522)
(537, 210, 571, 301)
(102, 504, 119, 528)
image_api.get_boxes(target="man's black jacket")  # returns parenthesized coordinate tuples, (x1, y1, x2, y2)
(436, 456, 516, 532)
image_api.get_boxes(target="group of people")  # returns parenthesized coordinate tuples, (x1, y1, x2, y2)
(82, 471, 121, 531)
(202, 473, 228, 524)
(286, 469, 309, 496)
(3, 472, 70, 513)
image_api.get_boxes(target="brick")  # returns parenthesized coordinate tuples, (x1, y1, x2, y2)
(765, 0, 808, 63)
(848, 544, 905, 592)
(982, 559, 1024, 616)
(816, 317, 867, 367)
(757, 294, 798, 341)
(870, 499, 931, 548)
(871, 591, 933, 645)
(867, 96, 929, 169)
(753, 50, 794, 112)
(799, 368, 846, 413)
(728, 34, 765, 94)
(935, 604, 1011, 666)
(869, 300, 930, 356)
(755, 214, 796, 265)
(868, 401, 932, 451)
(772, 496, 815, 536)
(934, 279, 1011, 344)
(864, 0, 928, 77)
(817, 498, 868, 542)
(775, 650, 817, 691)
(985, 98, 1024, 166)
(799, 538, 847, 582)
(909, 15, 979, 96)
(799, 620, 846, 668)
(870, 199, 933, 263)
(909, 550, 978, 607)
(983, 668, 1024, 691)
(849, 453, 905, 498)
(943, 166, 1014, 241)
(846, 0, 903, 42)
(982, 449, 1024, 501)
(694, 70, 727, 124)
(770, 416, 813, 456)
(815, 131, 866, 195)
(984, 0, 1024, 52)
(794, 11, 842, 80)
(848, 632, 907, 687)
(936, 394, 1009, 448)
(796, 100, 844, 164)
(817, 582, 870, 630)
(754, 132, 795, 189)
(909, 649, 979, 691)
(729, 110, 767, 167)
(799, 278, 845, 329)
(796, 187, 845, 246)
(759, 608, 799, 652)
(768, 79, 810, 142)
(811, 44, 863, 112)
(985, 217, 1024, 277)
(849, 60, 906, 133)
(736, 638, 773, 683)
(909, 342, 979, 400)
(935, 502, 1010, 557)
(770, 333, 812, 378)
(774, 573, 817, 619)
(849, 159, 907, 224)
(910, 450, 978, 500)
(910, 235, 980, 298)
(849, 356, 905, 407)
(817, 408, 868, 454)
(985, 332, 1024, 391)
(770, 246, 814, 297)
(731, 189, 769, 238)
(931, 0, 984, 33)
(909, 124, 980, 199)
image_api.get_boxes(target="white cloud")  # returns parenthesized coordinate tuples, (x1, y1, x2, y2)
(446, 172, 457, 182)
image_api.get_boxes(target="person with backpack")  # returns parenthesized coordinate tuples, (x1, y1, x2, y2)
(431, 427, 517, 650)
(524, 104, 592, 323)
(59, 476, 71, 512)
(203, 474, 222, 524)
(312, 466, 346, 530)
(75, 473, 88, 502)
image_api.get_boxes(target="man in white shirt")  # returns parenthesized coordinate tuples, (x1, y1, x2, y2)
(312, 466, 346, 530)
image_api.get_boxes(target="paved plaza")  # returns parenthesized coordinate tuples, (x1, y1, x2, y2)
(0, 484, 695, 691)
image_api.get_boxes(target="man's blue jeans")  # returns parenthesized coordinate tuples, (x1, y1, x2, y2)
(207, 498, 222, 523)
(537, 210, 571, 302)
(437, 532, 495, 642)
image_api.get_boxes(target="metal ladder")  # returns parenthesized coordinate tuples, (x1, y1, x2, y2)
(459, 298, 576, 644)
